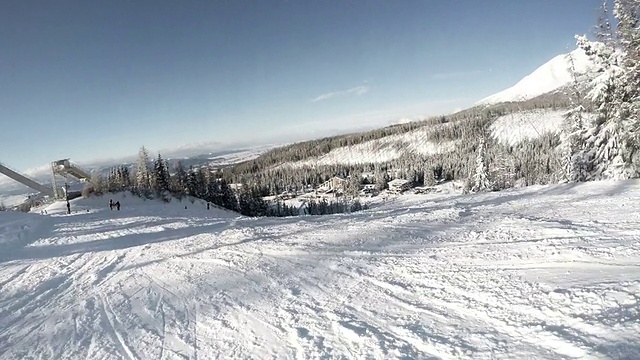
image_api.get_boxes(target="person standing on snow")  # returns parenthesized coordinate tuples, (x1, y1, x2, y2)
(115, 201, 120, 211)
(109, 199, 113, 210)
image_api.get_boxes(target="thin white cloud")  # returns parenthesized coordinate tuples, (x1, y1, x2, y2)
(313, 85, 370, 102)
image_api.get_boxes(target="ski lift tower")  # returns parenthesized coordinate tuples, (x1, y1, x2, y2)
(50, 159, 92, 200)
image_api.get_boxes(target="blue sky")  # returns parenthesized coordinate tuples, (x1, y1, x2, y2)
(1, 0, 602, 171)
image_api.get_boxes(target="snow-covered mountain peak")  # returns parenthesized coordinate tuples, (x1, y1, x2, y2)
(476, 48, 594, 105)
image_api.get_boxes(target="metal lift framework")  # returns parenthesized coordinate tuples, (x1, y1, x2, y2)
(0, 159, 91, 200)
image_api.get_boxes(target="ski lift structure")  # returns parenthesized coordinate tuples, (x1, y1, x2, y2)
(0, 159, 92, 201)
(50, 159, 92, 200)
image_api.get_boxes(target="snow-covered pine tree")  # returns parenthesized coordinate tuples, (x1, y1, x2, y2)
(135, 146, 151, 194)
(423, 167, 436, 186)
(575, 0, 639, 180)
(374, 166, 388, 191)
(615, 0, 640, 172)
(90, 172, 104, 195)
(489, 154, 516, 190)
(471, 136, 492, 192)
(347, 170, 362, 197)
(560, 52, 589, 182)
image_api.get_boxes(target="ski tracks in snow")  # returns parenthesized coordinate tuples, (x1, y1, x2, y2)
(100, 295, 139, 360)
(1, 182, 640, 358)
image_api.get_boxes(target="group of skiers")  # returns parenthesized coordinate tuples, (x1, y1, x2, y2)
(109, 199, 121, 211)
(105, 199, 213, 211)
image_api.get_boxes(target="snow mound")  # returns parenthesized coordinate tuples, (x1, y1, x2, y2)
(477, 48, 594, 105)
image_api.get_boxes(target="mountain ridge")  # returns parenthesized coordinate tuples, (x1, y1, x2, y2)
(476, 48, 594, 105)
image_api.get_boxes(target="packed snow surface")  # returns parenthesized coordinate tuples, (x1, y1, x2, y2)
(1, 181, 640, 359)
(476, 48, 594, 105)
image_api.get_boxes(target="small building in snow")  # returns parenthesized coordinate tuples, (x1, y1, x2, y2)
(360, 184, 378, 196)
(388, 179, 411, 193)
(318, 176, 348, 193)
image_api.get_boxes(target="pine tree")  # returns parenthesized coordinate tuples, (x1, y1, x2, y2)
(615, 0, 640, 172)
(90, 173, 104, 195)
(186, 166, 199, 197)
(471, 136, 491, 192)
(218, 178, 238, 211)
(570, 0, 640, 180)
(120, 166, 132, 190)
(560, 52, 589, 182)
(135, 146, 151, 194)
(423, 167, 436, 186)
(374, 166, 389, 191)
(347, 170, 362, 197)
(576, 10, 637, 179)
(153, 154, 171, 197)
(238, 190, 252, 215)
(171, 161, 188, 197)
(489, 154, 516, 190)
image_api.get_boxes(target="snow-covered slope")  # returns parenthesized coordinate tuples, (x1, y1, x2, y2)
(207, 145, 274, 167)
(476, 48, 594, 105)
(286, 126, 458, 167)
(489, 109, 596, 146)
(1, 181, 640, 359)
(490, 109, 566, 146)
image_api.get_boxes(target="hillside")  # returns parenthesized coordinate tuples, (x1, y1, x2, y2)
(1, 181, 639, 359)
(216, 46, 599, 195)
(225, 99, 575, 194)
(281, 108, 575, 168)
(287, 125, 460, 167)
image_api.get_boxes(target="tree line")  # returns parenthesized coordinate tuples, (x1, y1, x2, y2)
(89, 146, 365, 217)
(89, 0, 639, 214)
